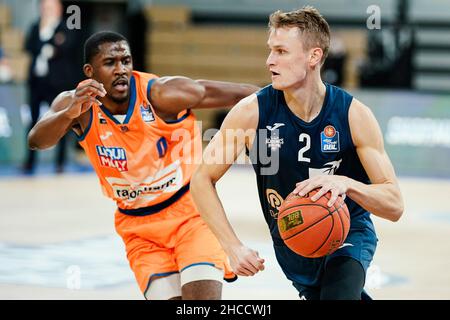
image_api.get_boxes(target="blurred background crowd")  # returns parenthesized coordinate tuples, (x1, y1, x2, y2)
(0, 0, 449, 178)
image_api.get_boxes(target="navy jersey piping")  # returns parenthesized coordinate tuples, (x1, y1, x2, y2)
(99, 75, 137, 124)
(76, 108, 93, 141)
(146, 77, 190, 124)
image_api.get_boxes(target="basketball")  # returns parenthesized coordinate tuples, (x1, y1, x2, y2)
(277, 189, 350, 258)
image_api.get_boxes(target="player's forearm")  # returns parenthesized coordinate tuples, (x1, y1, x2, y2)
(345, 177, 404, 222)
(191, 170, 243, 251)
(28, 109, 73, 150)
(195, 80, 260, 109)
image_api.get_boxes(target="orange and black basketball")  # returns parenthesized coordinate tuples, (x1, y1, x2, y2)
(277, 189, 350, 258)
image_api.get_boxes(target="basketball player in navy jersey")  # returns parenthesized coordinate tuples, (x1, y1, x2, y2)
(191, 6, 404, 300)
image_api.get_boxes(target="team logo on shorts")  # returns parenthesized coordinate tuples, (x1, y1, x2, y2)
(96, 146, 128, 171)
(140, 104, 155, 123)
(321, 125, 340, 152)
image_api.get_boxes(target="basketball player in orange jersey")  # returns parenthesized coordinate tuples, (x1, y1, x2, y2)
(192, 7, 404, 299)
(28, 31, 259, 300)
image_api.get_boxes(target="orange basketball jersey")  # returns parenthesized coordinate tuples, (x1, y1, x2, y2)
(78, 71, 202, 213)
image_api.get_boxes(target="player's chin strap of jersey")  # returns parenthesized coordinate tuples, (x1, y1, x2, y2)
(117, 183, 190, 216)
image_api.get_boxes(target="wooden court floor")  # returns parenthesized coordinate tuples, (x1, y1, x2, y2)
(0, 166, 449, 300)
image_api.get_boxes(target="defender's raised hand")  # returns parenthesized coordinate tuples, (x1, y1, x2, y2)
(64, 79, 106, 119)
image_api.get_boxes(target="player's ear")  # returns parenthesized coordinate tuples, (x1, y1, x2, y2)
(83, 64, 93, 78)
(309, 48, 323, 68)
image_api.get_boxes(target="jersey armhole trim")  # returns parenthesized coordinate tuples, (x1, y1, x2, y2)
(164, 109, 191, 124)
(147, 77, 157, 101)
(76, 108, 93, 142)
(146, 77, 190, 125)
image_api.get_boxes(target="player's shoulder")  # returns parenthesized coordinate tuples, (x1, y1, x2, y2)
(255, 83, 276, 98)
(223, 93, 259, 129)
(349, 97, 374, 122)
(232, 93, 259, 115)
(132, 70, 158, 87)
(348, 97, 382, 147)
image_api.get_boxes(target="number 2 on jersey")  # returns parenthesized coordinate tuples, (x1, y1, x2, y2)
(298, 133, 311, 163)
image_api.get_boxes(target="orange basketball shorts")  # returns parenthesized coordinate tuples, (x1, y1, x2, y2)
(114, 191, 236, 294)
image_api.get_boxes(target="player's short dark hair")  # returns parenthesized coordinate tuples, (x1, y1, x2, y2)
(84, 31, 130, 63)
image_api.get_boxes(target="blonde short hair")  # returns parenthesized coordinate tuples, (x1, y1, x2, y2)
(269, 6, 330, 64)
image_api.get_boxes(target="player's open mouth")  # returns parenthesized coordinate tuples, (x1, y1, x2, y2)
(113, 79, 129, 92)
(271, 71, 280, 77)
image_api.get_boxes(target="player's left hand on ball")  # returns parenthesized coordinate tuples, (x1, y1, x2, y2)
(292, 175, 348, 207)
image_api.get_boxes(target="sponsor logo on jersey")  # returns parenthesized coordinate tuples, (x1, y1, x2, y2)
(266, 188, 284, 218)
(308, 159, 342, 177)
(321, 125, 340, 152)
(96, 146, 128, 172)
(140, 104, 155, 123)
(266, 136, 284, 151)
(100, 131, 113, 140)
(105, 160, 183, 203)
(266, 123, 284, 151)
(266, 123, 285, 131)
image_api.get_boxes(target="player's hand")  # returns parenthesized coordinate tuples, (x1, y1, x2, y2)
(227, 245, 265, 277)
(292, 175, 349, 207)
(64, 79, 107, 119)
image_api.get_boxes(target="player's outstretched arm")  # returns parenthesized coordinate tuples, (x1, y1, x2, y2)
(194, 79, 260, 109)
(148, 76, 259, 119)
(28, 79, 106, 150)
(191, 94, 265, 276)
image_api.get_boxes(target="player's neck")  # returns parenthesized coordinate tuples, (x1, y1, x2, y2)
(99, 97, 130, 115)
(283, 77, 326, 123)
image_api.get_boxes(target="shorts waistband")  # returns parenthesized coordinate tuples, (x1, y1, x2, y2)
(117, 183, 190, 216)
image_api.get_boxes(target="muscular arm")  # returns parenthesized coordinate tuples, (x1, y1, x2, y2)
(149, 76, 259, 120)
(295, 99, 404, 222)
(28, 80, 106, 150)
(345, 99, 404, 221)
(191, 94, 265, 276)
(194, 79, 260, 109)
(28, 91, 77, 150)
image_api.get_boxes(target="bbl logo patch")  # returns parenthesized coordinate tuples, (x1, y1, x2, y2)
(321, 125, 340, 152)
(140, 104, 155, 123)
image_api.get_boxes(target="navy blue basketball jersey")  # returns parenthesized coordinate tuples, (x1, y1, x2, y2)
(249, 83, 376, 245)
